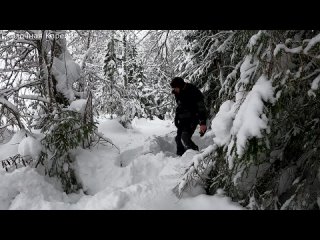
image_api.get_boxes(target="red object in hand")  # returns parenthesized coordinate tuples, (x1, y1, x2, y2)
(199, 124, 207, 136)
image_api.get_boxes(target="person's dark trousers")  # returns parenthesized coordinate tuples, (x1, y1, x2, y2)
(175, 121, 199, 156)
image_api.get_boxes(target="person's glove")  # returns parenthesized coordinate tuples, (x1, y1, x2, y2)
(199, 124, 207, 137)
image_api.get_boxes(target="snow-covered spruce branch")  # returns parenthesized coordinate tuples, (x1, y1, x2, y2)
(303, 33, 320, 54)
(173, 144, 218, 198)
(273, 44, 303, 56)
(273, 34, 320, 58)
(300, 69, 320, 81)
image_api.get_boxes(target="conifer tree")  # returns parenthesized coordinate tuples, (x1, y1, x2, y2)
(175, 30, 320, 209)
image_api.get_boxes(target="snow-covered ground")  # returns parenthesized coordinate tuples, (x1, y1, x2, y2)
(0, 117, 244, 210)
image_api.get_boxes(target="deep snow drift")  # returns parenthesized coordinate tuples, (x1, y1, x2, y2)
(0, 117, 243, 210)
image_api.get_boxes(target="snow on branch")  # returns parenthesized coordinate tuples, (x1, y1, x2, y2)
(303, 33, 320, 54)
(231, 75, 275, 158)
(0, 97, 25, 129)
(0, 123, 12, 130)
(247, 31, 263, 52)
(0, 97, 19, 113)
(311, 74, 320, 91)
(308, 73, 320, 96)
(216, 32, 234, 53)
(274, 44, 302, 56)
(18, 95, 50, 103)
(0, 80, 41, 97)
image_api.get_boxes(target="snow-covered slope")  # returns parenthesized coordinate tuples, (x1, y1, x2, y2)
(0, 117, 243, 210)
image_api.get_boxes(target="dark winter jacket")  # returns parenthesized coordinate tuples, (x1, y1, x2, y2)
(174, 83, 207, 127)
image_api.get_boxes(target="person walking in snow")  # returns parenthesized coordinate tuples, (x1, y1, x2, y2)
(171, 77, 207, 156)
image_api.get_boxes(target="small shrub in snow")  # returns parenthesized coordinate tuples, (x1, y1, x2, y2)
(39, 110, 97, 193)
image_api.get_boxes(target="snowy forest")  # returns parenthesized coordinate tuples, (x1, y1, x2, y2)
(0, 30, 319, 210)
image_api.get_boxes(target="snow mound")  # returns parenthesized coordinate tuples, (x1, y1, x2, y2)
(68, 99, 87, 113)
(177, 193, 244, 210)
(0, 167, 77, 210)
(76, 188, 129, 210)
(0, 130, 27, 164)
(18, 136, 42, 161)
(131, 117, 174, 136)
(98, 119, 127, 134)
(118, 146, 144, 167)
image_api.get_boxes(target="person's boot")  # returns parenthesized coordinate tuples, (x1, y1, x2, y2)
(187, 145, 199, 152)
(181, 132, 199, 152)
(176, 150, 185, 156)
(175, 134, 185, 156)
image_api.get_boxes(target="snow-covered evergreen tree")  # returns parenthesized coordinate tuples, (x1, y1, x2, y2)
(175, 30, 320, 210)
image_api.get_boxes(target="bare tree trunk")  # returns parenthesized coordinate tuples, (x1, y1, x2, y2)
(37, 30, 55, 112)
(79, 31, 92, 93)
(123, 32, 128, 88)
(87, 30, 91, 50)
(110, 33, 115, 119)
